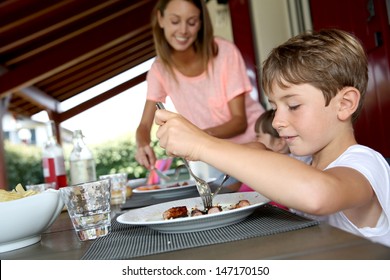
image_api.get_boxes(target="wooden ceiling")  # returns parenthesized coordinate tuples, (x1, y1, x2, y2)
(0, 0, 156, 122)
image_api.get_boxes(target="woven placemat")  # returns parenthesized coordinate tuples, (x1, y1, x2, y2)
(82, 205, 319, 260)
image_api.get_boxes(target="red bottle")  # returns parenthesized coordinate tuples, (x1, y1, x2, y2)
(42, 121, 68, 189)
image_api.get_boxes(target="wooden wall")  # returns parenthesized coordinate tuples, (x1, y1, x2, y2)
(310, 0, 390, 157)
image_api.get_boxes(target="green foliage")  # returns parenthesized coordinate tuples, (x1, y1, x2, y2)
(93, 135, 179, 179)
(4, 132, 181, 189)
(4, 141, 43, 189)
(93, 136, 146, 179)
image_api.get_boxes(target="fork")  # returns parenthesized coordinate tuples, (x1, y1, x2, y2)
(182, 159, 213, 209)
(155, 102, 213, 209)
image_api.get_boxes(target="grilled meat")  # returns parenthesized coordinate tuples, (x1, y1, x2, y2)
(207, 205, 223, 214)
(190, 208, 205, 217)
(163, 206, 188, 220)
(233, 199, 250, 209)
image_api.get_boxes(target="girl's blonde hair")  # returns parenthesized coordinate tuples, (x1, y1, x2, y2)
(262, 29, 368, 123)
(151, 0, 217, 77)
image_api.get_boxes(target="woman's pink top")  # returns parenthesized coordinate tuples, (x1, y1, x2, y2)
(146, 37, 264, 144)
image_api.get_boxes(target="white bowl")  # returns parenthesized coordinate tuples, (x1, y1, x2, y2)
(0, 189, 64, 253)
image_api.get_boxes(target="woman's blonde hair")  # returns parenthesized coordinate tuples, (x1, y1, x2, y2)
(262, 29, 368, 123)
(151, 0, 217, 77)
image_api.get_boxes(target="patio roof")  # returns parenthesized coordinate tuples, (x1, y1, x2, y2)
(0, 0, 156, 122)
(0, 0, 259, 189)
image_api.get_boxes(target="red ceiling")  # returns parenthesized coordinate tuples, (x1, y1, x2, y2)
(0, 0, 157, 122)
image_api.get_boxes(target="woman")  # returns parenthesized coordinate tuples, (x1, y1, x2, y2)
(135, 0, 264, 169)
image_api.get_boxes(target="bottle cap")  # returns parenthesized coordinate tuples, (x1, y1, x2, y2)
(73, 130, 84, 138)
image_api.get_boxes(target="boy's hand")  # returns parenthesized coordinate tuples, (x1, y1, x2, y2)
(155, 109, 209, 161)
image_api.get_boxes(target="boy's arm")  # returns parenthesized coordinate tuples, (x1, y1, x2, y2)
(155, 109, 374, 216)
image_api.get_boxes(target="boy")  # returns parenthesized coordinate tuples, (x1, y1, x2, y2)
(240, 109, 311, 206)
(154, 29, 390, 247)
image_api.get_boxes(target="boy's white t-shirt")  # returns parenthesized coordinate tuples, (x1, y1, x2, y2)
(297, 145, 390, 247)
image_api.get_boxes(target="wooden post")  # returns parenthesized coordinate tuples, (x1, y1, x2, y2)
(228, 0, 264, 106)
(47, 110, 62, 145)
(0, 96, 11, 189)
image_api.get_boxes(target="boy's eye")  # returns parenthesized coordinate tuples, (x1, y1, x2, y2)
(289, 105, 300, 111)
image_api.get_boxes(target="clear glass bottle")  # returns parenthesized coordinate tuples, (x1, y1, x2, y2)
(42, 121, 67, 189)
(69, 130, 96, 184)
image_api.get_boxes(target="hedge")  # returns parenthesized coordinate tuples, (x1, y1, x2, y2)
(4, 134, 176, 190)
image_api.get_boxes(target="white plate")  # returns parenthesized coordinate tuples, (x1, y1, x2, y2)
(117, 192, 270, 233)
(132, 178, 215, 199)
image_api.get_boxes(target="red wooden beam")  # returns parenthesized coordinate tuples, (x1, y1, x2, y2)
(58, 71, 147, 122)
(229, 0, 262, 103)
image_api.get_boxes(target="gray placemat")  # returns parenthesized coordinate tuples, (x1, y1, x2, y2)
(82, 205, 319, 260)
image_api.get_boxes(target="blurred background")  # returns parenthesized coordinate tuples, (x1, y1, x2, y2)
(1, 0, 389, 188)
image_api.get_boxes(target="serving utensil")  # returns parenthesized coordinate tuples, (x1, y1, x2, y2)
(155, 102, 213, 209)
(152, 167, 171, 183)
(212, 174, 230, 198)
(172, 164, 187, 181)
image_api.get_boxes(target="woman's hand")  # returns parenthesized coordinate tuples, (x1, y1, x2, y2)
(155, 109, 211, 161)
(135, 144, 156, 170)
(135, 100, 158, 170)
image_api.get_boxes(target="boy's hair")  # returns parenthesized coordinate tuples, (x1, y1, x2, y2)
(261, 29, 368, 122)
(255, 110, 279, 138)
(152, 0, 217, 77)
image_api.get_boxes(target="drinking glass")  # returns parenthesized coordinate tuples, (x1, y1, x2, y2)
(99, 173, 127, 205)
(60, 179, 111, 241)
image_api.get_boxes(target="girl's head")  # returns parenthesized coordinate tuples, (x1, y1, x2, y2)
(152, 0, 216, 73)
(255, 110, 289, 154)
(261, 29, 368, 123)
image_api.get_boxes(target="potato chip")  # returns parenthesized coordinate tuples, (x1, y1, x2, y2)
(0, 184, 38, 202)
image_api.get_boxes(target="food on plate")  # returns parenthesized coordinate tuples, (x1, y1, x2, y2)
(164, 200, 251, 219)
(126, 186, 133, 198)
(232, 199, 250, 209)
(207, 205, 223, 214)
(136, 180, 190, 191)
(136, 185, 161, 191)
(190, 205, 223, 216)
(163, 206, 188, 220)
(0, 184, 38, 202)
(190, 208, 204, 217)
(166, 181, 189, 188)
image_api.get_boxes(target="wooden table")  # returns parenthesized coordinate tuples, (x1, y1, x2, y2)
(1, 207, 390, 260)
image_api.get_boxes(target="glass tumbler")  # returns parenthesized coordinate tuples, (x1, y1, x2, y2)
(60, 179, 111, 241)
